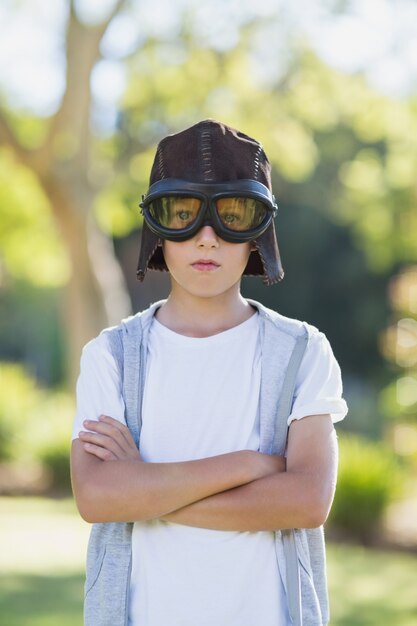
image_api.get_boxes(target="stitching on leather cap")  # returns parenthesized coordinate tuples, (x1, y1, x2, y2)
(157, 146, 165, 179)
(201, 124, 214, 182)
(253, 144, 262, 181)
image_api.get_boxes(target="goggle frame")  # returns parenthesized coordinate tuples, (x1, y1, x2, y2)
(139, 178, 278, 243)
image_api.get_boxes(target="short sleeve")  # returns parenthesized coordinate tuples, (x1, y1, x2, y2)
(287, 329, 348, 426)
(72, 332, 126, 441)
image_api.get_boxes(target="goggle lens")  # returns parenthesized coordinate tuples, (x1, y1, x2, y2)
(149, 197, 202, 229)
(216, 197, 268, 232)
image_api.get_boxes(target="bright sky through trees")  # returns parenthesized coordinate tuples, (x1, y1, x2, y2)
(0, 0, 416, 120)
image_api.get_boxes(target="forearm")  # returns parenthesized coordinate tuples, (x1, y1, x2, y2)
(72, 441, 274, 523)
(178, 414, 338, 532)
(162, 469, 334, 531)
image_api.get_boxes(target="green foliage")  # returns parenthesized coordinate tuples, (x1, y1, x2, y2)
(0, 363, 43, 462)
(0, 149, 70, 286)
(7, 111, 49, 150)
(0, 282, 65, 386)
(329, 434, 403, 542)
(38, 447, 71, 492)
(379, 267, 417, 425)
(0, 363, 73, 491)
(94, 174, 142, 237)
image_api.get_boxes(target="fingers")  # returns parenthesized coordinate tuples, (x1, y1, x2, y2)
(97, 415, 137, 448)
(97, 416, 141, 459)
(83, 417, 129, 447)
(79, 415, 140, 461)
(78, 429, 125, 459)
(82, 442, 118, 461)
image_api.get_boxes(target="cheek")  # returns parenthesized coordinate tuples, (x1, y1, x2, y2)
(162, 240, 187, 272)
(161, 241, 173, 271)
(236, 242, 253, 265)
(221, 242, 253, 278)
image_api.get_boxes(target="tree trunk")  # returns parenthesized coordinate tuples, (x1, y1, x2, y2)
(44, 178, 131, 387)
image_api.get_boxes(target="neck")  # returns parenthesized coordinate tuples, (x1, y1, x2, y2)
(156, 285, 255, 337)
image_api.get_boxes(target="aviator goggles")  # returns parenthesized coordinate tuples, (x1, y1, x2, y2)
(139, 178, 278, 243)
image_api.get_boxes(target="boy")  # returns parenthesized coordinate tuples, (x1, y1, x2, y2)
(71, 120, 348, 626)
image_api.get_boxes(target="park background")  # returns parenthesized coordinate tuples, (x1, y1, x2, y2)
(1, 0, 417, 624)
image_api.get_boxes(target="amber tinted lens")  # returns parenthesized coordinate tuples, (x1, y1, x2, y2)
(148, 197, 202, 229)
(216, 197, 268, 231)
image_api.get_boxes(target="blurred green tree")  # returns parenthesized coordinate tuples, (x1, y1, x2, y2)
(1, 0, 417, 404)
(0, 0, 131, 385)
(380, 266, 417, 459)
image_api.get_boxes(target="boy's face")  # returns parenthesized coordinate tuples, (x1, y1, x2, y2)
(162, 225, 253, 299)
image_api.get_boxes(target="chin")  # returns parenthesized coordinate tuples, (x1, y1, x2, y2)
(186, 282, 242, 300)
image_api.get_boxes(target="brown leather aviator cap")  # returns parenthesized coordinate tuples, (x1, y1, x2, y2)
(136, 120, 284, 285)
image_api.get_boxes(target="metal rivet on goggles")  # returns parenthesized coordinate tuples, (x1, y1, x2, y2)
(139, 178, 278, 243)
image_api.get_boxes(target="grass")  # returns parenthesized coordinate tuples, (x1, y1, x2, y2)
(0, 497, 417, 625)
(0, 573, 84, 626)
(0, 497, 88, 626)
(328, 542, 417, 625)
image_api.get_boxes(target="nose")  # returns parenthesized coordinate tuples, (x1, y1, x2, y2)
(195, 225, 219, 248)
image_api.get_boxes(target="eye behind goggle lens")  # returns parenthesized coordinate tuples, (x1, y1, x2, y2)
(216, 198, 268, 232)
(148, 196, 202, 229)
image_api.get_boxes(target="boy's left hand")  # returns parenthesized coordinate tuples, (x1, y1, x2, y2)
(78, 415, 141, 462)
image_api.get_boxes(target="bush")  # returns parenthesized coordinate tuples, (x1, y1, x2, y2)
(39, 447, 72, 492)
(28, 390, 74, 492)
(0, 363, 44, 462)
(0, 363, 74, 493)
(329, 433, 403, 543)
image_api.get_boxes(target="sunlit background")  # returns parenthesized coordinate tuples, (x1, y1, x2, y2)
(1, 1, 417, 624)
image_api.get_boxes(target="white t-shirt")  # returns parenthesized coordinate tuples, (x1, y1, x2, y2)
(73, 311, 348, 626)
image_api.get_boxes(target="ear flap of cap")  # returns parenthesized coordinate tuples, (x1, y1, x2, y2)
(245, 222, 284, 285)
(136, 222, 167, 281)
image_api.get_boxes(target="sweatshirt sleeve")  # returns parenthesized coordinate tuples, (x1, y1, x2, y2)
(72, 332, 126, 441)
(287, 328, 348, 426)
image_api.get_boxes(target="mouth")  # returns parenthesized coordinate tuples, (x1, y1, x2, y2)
(191, 259, 220, 272)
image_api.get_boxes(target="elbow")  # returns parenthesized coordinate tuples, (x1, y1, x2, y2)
(77, 500, 100, 524)
(302, 507, 329, 529)
(72, 480, 109, 524)
(78, 507, 96, 524)
(72, 475, 151, 524)
(305, 495, 333, 528)
(76, 497, 113, 524)
(300, 488, 334, 529)
(72, 485, 96, 523)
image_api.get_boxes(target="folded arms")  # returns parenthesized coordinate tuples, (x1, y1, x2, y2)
(71, 414, 337, 531)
